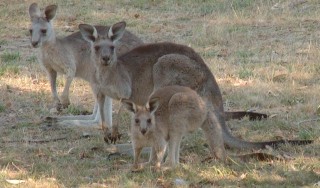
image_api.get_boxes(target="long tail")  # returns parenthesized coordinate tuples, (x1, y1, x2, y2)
(221, 117, 313, 149)
(224, 111, 267, 121)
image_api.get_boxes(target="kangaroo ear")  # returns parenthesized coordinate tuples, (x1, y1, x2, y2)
(44, 5, 57, 21)
(122, 99, 137, 113)
(79, 24, 98, 43)
(108, 21, 126, 43)
(148, 97, 159, 114)
(29, 3, 41, 19)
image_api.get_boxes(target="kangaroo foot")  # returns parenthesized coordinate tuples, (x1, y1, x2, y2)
(131, 163, 144, 172)
(60, 102, 70, 109)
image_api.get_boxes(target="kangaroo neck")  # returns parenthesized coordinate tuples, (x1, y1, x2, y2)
(97, 62, 132, 100)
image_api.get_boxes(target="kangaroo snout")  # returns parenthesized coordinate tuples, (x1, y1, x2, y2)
(140, 129, 147, 135)
(31, 41, 40, 48)
(101, 56, 112, 66)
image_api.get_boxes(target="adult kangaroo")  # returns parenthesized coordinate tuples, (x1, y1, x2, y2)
(28, 3, 143, 129)
(80, 22, 312, 149)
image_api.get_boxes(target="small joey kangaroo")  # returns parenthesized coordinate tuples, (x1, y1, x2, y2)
(122, 85, 226, 171)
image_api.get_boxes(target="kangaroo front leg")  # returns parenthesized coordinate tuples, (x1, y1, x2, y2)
(60, 73, 74, 109)
(201, 110, 226, 162)
(132, 146, 143, 172)
(46, 68, 60, 110)
(154, 140, 167, 170)
(164, 134, 182, 168)
(108, 99, 123, 144)
(96, 93, 111, 143)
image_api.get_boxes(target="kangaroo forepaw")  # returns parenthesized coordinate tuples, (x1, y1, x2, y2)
(108, 132, 122, 144)
(54, 102, 64, 112)
(42, 116, 57, 126)
(54, 100, 70, 112)
(60, 102, 70, 109)
(103, 130, 122, 144)
(131, 164, 144, 172)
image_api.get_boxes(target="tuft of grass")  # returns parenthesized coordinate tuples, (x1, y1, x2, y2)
(0, 40, 8, 46)
(26, 55, 37, 63)
(0, 51, 21, 76)
(0, 103, 5, 113)
(238, 67, 254, 79)
(65, 104, 85, 115)
(298, 129, 315, 140)
(1, 51, 20, 63)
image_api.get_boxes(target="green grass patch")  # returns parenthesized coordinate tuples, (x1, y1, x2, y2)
(0, 102, 5, 113)
(238, 67, 254, 79)
(0, 51, 21, 76)
(0, 40, 8, 46)
(1, 51, 20, 63)
(26, 55, 37, 63)
(65, 104, 86, 115)
(298, 129, 315, 140)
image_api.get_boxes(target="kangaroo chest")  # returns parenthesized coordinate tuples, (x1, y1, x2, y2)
(40, 45, 74, 74)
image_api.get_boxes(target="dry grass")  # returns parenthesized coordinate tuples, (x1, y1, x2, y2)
(0, 0, 319, 187)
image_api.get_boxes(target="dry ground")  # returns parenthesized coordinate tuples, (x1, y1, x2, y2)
(0, 0, 319, 187)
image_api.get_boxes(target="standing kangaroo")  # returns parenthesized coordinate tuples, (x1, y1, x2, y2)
(28, 3, 143, 131)
(79, 23, 312, 150)
(123, 85, 226, 170)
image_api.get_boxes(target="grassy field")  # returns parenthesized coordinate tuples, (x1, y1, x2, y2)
(0, 0, 319, 187)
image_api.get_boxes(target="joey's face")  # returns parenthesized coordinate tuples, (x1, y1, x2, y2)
(132, 108, 155, 136)
(122, 98, 159, 137)
(92, 37, 116, 67)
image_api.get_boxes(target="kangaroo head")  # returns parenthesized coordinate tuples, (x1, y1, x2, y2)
(28, 3, 57, 48)
(122, 98, 159, 135)
(79, 22, 126, 67)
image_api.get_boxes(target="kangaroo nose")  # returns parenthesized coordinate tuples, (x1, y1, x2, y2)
(141, 129, 147, 135)
(32, 41, 39, 47)
(102, 56, 110, 62)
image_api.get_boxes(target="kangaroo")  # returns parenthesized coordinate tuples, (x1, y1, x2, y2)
(123, 85, 226, 170)
(28, 3, 143, 132)
(79, 23, 312, 150)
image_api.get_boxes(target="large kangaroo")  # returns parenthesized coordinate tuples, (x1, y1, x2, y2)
(123, 85, 226, 171)
(28, 3, 143, 129)
(79, 22, 312, 150)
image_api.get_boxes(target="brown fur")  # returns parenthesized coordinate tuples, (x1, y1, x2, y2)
(123, 86, 226, 170)
(80, 22, 312, 149)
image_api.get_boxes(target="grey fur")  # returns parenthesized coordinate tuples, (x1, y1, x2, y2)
(28, 3, 143, 129)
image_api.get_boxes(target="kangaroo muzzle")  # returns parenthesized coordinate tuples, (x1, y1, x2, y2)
(101, 56, 112, 66)
(140, 128, 147, 135)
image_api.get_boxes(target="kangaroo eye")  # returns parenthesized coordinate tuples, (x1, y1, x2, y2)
(41, 29, 47, 34)
(147, 119, 151, 123)
(29, 29, 33, 34)
(135, 119, 140, 124)
(110, 45, 115, 51)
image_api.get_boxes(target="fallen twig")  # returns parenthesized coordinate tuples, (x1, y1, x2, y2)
(1, 136, 67, 144)
(297, 118, 320, 126)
